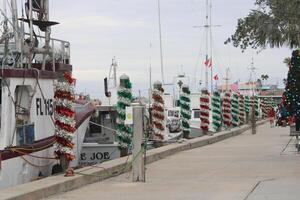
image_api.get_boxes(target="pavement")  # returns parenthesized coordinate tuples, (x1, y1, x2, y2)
(45, 124, 300, 200)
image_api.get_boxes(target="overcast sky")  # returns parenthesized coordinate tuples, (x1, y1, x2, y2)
(49, 0, 291, 98)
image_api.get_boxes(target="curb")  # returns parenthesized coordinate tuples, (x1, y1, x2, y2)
(0, 120, 267, 200)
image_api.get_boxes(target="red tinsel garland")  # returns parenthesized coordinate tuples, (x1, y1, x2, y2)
(55, 151, 75, 161)
(54, 90, 75, 101)
(55, 106, 75, 118)
(64, 72, 76, 84)
(55, 135, 74, 148)
(55, 120, 76, 133)
(152, 93, 164, 104)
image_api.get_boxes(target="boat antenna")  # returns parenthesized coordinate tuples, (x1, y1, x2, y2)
(108, 56, 118, 88)
(157, 0, 165, 85)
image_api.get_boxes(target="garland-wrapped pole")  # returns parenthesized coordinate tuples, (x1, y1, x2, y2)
(212, 91, 222, 132)
(231, 92, 239, 127)
(200, 89, 210, 134)
(245, 95, 250, 123)
(239, 94, 245, 125)
(54, 72, 76, 176)
(261, 99, 268, 118)
(180, 85, 191, 138)
(222, 91, 231, 128)
(254, 96, 259, 119)
(152, 81, 165, 140)
(117, 74, 133, 156)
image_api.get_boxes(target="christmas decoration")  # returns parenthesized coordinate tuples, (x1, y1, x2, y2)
(261, 99, 268, 118)
(245, 95, 250, 114)
(117, 74, 133, 150)
(200, 89, 210, 133)
(231, 92, 239, 127)
(239, 94, 245, 125)
(212, 91, 222, 131)
(254, 96, 259, 118)
(222, 91, 231, 128)
(152, 81, 165, 140)
(282, 50, 300, 130)
(179, 85, 191, 138)
(54, 72, 76, 163)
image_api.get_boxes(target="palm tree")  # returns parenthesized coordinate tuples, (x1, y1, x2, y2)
(260, 74, 269, 86)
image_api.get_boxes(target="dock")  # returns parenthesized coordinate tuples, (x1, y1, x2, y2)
(45, 123, 300, 200)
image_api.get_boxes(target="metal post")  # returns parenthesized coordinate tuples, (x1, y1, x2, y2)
(132, 105, 145, 182)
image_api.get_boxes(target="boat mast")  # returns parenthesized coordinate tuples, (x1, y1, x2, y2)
(209, 0, 213, 92)
(248, 56, 258, 95)
(224, 67, 230, 92)
(204, 0, 209, 91)
(194, 0, 220, 93)
(157, 0, 165, 85)
(2, 0, 9, 66)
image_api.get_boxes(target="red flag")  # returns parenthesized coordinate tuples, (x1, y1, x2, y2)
(204, 59, 210, 66)
(209, 58, 212, 67)
(213, 74, 219, 80)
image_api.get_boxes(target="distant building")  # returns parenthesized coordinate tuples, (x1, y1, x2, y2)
(218, 81, 283, 105)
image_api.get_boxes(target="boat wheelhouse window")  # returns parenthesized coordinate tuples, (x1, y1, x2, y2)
(17, 123, 35, 145)
(15, 85, 35, 145)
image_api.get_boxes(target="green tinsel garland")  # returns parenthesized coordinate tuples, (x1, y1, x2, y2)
(244, 95, 250, 114)
(231, 93, 239, 127)
(117, 74, 133, 149)
(212, 91, 221, 131)
(254, 96, 259, 118)
(239, 94, 245, 124)
(180, 85, 191, 137)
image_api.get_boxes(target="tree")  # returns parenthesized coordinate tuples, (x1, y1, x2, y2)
(261, 74, 269, 85)
(225, 0, 300, 51)
(282, 50, 300, 130)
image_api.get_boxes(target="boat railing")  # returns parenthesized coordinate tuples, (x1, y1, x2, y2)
(0, 33, 70, 68)
(24, 33, 71, 65)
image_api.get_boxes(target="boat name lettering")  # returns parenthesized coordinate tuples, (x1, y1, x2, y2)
(36, 98, 53, 116)
(80, 152, 111, 161)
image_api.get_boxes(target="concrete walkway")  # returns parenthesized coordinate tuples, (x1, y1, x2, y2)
(46, 124, 300, 200)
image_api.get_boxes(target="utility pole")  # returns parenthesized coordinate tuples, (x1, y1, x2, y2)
(248, 56, 258, 134)
(157, 0, 165, 85)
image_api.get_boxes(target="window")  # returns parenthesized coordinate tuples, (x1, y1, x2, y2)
(17, 123, 35, 145)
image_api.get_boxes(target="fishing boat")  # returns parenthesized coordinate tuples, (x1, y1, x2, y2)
(0, 0, 94, 190)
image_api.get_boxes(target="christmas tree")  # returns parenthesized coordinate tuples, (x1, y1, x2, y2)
(283, 50, 300, 130)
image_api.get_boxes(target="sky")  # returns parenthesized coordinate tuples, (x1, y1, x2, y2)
(48, 0, 291, 98)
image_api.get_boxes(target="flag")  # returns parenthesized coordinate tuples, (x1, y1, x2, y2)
(209, 58, 212, 68)
(204, 58, 213, 67)
(213, 74, 219, 80)
(230, 81, 239, 92)
(204, 58, 210, 66)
